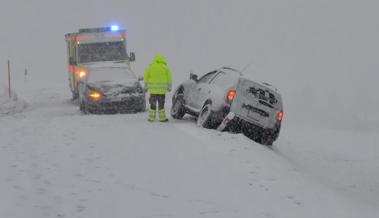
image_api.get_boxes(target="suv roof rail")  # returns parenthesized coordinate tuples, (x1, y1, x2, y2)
(219, 67, 243, 76)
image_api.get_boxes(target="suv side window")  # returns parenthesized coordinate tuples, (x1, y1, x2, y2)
(198, 71, 217, 83)
(210, 71, 237, 87)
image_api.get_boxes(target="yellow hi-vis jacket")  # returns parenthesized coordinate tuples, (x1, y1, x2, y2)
(144, 55, 173, 94)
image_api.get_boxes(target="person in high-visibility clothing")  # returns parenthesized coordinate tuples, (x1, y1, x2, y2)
(144, 54, 173, 122)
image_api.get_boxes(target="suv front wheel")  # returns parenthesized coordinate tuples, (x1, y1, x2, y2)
(171, 94, 186, 119)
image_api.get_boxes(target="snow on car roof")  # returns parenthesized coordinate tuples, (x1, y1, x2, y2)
(219, 67, 243, 76)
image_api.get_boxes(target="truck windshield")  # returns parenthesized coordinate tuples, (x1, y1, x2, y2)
(78, 41, 127, 63)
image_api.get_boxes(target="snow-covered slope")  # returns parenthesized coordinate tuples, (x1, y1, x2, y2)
(1, 81, 378, 218)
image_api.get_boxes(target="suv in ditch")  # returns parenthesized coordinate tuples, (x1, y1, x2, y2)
(170, 67, 283, 145)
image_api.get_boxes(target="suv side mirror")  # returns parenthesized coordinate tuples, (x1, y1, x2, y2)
(129, 52, 136, 62)
(190, 73, 198, 82)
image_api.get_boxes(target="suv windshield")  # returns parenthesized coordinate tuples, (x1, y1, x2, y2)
(79, 41, 127, 63)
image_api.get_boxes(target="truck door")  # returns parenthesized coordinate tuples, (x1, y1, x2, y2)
(67, 39, 79, 97)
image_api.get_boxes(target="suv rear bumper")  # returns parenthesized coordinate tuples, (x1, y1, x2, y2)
(226, 115, 281, 142)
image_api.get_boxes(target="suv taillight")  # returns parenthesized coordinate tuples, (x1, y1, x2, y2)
(277, 111, 283, 122)
(227, 90, 237, 103)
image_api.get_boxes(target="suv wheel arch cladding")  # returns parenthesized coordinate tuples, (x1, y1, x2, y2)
(173, 86, 185, 101)
(171, 87, 186, 119)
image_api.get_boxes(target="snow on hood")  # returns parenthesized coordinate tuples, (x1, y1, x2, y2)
(83, 61, 139, 86)
(0, 87, 27, 116)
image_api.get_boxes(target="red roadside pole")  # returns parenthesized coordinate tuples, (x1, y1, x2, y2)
(8, 60, 11, 98)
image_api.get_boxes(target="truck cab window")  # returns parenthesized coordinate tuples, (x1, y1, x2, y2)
(78, 41, 127, 63)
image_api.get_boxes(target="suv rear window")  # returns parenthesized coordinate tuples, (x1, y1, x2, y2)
(248, 87, 278, 105)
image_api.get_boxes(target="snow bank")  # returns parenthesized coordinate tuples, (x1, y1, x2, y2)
(0, 86, 27, 116)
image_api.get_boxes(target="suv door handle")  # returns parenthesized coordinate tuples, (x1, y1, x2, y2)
(197, 87, 202, 91)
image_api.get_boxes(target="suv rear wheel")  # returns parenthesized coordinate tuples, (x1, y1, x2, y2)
(197, 103, 215, 128)
(260, 134, 274, 146)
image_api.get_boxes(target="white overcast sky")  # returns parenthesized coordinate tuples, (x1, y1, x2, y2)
(0, 0, 378, 128)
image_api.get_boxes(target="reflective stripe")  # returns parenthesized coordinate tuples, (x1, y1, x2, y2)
(145, 82, 171, 85)
(146, 87, 170, 90)
(145, 82, 171, 87)
(148, 109, 156, 122)
(158, 109, 167, 121)
(145, 82, 172, 91)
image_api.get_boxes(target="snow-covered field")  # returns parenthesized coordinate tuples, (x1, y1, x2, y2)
(1, 80, 378, 218)
(1, 1, 379, 217)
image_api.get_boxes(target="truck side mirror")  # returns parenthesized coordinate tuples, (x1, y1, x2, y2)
(190, 73, 198, 82)
(129, 52, 136, 62)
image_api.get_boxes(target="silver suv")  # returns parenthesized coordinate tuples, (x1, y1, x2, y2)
(171, 67, 283, 145)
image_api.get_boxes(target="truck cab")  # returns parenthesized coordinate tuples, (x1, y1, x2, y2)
(65, 26, 135, 99)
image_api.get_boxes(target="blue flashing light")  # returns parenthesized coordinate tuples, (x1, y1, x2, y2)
(110, 25, 120, 32)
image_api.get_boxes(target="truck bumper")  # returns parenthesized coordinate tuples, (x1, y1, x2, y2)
(86, 95, 146, 114)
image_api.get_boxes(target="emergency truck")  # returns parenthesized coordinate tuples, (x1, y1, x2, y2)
(65, 25, 136, 99)
(64, 26, 145, 114)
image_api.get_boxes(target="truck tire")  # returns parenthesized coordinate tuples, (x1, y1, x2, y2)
(79, 99, 89, 114)
(72, 92, 78, 100)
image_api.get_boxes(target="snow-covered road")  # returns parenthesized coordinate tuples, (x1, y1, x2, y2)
(1, 83, 378, 218)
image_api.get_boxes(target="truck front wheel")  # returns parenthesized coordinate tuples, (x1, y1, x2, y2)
(72, 92, 78, 100)
(79, 100, 89, 114)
